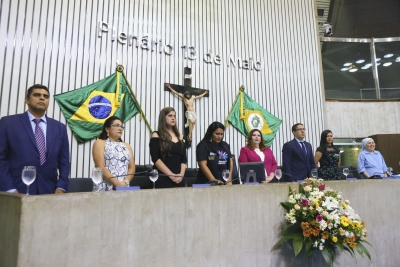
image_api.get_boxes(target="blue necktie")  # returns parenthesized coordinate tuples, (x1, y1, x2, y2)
(300, 141, 307, 158)
(34, 119, 46, 165)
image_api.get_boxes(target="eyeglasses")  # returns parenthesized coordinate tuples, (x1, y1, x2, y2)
(110, 124, 125, 129)
(31, 93, 50, 99)
(296, 128, 306, 131)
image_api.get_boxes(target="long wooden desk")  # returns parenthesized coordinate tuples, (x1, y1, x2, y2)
(1, 180, 399, 267)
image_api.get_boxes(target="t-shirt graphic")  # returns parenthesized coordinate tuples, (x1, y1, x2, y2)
(218, 150, 228, 164)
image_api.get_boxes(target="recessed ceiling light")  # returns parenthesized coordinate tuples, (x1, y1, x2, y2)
(384, 54, 394, 58)
(383, 62, 392, 67)
(349, 68, 358, 72)
(341, 68, 348, 71)
(396, 57, 400, 62)
(343, 62, 352, 66)
(376, 62, 381, 66)
(361, 65, 370, 69)
(376, 58, 381, 62)
(355, 59, 365, 64)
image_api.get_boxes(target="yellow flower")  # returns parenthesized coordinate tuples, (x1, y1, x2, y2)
(315, 202, 320, 209)
(331, 236, 338, 243)
(342, 202, 348, 209)
(341, 216, 349, 227)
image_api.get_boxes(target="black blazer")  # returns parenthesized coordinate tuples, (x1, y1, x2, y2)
(282, 139, 315, 182)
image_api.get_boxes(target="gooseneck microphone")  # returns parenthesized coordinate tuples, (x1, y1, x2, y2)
(106, 164, 153, 181)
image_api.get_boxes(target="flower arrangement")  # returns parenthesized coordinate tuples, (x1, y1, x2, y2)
(272, 178, 371, 266)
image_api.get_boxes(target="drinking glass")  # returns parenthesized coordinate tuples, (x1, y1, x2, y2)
(149, 169, 159, 189)
(343, 168, 350, 179)
(22, 166, 36, 195)
(387, 167, 393, 177)
(311, 168, 318, 178)
(91, 167, 103, 185)
(222, 169, 230, 183)
(275, 169, 282, 182)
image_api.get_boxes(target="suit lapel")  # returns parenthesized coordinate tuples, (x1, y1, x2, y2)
(293, 139, 306, 162)
(21, 113, 38, 150)
(45, 116, 53, 158)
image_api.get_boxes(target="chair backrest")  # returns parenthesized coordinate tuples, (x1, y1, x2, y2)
(129, 176, 153, 189)
(68, 178, 93, 193)
(231, 154, 240, 184)
(184, 168, 198, 187)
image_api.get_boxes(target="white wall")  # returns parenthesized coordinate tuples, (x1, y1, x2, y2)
(325, 101, 400, 137)
(0, 0, 324, 177)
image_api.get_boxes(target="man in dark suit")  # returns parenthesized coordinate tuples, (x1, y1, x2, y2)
(0, 84, 70, 194)
(282, 123, 315, 182)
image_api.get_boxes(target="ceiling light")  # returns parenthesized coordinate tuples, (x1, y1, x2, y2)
(365, 63, 372, 67)
(343, 62, 352, 66)
(355, 59, 365, 64)
(341, 68, 348, 71)
(396, 57, 400, 62)
(361, 65, 370, 69)
(349, 68, 358, 72)
(376, 58, 381, 62)
(376, 62, 381, 66)
(383, 62, 392, 67)
(384, 54, 394, 58)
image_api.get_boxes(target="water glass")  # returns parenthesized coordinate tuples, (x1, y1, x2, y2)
(275, 169, 282, 182)
(222, 169, 230, 182)
(22, 166, 36, 195)
(387, 167, 393, 177)
(343, 168, 349, 179)
(149, 169, 159, 189)
(311, 168, 318, 178)
(91, 167, 103, 185)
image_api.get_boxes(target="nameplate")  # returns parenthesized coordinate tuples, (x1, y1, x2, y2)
(382, 177, 393, 179)
(243, 182, 259, 185)
(192, 184, 210, 187)
(115, 186, 140, 191)
(346, 178, 357, 181)
(297, 180, 305, 183)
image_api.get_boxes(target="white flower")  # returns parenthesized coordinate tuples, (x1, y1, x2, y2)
(313, 241, 318, 247)
(304, 186, 311, 192)
(322, 197, 338, 210)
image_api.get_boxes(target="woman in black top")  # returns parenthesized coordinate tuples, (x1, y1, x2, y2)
(149, 107, 187, 188)
(196, 122, 233, 184)
(314, 130, 341, 180)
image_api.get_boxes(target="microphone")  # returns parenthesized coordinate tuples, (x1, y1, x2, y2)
(206, 177, 242, 186)
(107, 164, 153, 180)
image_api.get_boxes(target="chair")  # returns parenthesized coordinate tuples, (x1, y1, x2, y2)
(184, 168, 198, 187)
(68, 178, 93, 193)
(129, 176, 153, 189)
(231, 154, 240, 184)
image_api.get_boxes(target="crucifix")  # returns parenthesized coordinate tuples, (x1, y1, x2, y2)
(164, 67, 209, 147)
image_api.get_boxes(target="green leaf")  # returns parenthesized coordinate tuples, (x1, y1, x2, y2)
(335, 242, 344, 252)
(283, 223, 301, 235)
(293, 235, 304, 256)
(320, 248, 333, 267)
(272, 233, 303, 251)
(280, 202, 293, 211)
(356, 242, 372, 260)
(299, 183, 305, 194)
(359, 239, 373, 248)
(304, 241, 313, 258)
(289, 185, 293, 194)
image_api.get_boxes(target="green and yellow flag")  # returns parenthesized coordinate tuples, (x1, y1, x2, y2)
(54, 67, 146, 143)
(226, 90, 282, 146)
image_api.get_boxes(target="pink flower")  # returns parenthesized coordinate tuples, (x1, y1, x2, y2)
(301, 199, 309, 206)
(316, 215, 323, 221)
(319, 184, 326, 191)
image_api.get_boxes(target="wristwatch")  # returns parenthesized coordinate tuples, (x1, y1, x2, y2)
(123, 179, 129, 186)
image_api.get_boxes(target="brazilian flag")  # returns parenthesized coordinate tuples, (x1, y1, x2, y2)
(54, 68, 140, 143)
(226, 90, 282, 147)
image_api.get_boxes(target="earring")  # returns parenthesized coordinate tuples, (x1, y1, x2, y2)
(107, 132, 109, 137)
